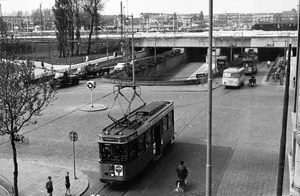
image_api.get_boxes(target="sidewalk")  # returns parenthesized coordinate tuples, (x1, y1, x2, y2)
(33, 55, 117, 78)
(0, 158, 89, 196)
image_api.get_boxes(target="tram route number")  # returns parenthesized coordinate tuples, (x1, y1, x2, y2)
(69, 131, 78, 142)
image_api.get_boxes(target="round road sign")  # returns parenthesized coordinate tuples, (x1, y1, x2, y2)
(69, 131, 78, 142)
(86, 81, 96, 89)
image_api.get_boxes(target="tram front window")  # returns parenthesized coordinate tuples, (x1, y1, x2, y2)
(99, 143, 128, 163)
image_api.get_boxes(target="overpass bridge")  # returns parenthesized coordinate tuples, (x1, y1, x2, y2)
(131, 31, 297, 49)
(21, 30, 297, 49)
(17, 30, 297, 61)
(125, 31, 297, 61)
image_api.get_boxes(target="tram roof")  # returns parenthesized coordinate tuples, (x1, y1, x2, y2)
(100, 100, 173, 141)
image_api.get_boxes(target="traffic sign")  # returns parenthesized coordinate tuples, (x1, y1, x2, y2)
(196, 73, 206, 79)
(86, 81, 96, 89)
(69, 131, 78, 142)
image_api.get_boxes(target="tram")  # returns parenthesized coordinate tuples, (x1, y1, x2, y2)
(98, 100, 174, 183)
(242, 54, 258, 75)
(251, 22, 297, 31)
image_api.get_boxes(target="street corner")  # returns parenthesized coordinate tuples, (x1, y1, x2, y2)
(0, 158, 90, 196)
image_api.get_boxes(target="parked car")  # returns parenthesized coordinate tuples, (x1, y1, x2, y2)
(114, 63, 127, 71)
(53, 71, 80, 87)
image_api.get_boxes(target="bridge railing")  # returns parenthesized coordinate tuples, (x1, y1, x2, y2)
(266, 56, 281, 82)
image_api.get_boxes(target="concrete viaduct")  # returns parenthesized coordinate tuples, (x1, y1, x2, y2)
(127, 31, 297, 61)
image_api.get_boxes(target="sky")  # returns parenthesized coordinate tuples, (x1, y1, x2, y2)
(1, 0, 298, 16)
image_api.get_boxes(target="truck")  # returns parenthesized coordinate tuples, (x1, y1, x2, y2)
(53, 71, 80, 87)
(216, 56, 229, 76)
(76, 63, 111, 79)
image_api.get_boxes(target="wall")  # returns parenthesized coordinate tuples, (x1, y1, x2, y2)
(135, 52, 187, 79)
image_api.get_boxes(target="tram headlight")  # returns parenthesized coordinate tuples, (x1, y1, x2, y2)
(109, 172, 115, 177)
(108, 164, 115, 177)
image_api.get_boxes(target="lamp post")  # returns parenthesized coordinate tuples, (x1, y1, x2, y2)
(126, 14, 135, 85)
(207, 0, 213, 195)
(106, 35, 109, 60)
(155, 35, 157, 61)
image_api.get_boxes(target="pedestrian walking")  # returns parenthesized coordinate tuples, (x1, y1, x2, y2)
(65, 171, 71, 196)
(175, 161, 188, 192)
(293, 77, 296, 87)
(41, 61, 44, 69)
(45, 176, 53, 196)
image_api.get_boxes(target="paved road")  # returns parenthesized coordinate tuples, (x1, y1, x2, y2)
(0, 59, 294, 196)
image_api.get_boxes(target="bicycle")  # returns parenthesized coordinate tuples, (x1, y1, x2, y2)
(9, 133, 29, 145)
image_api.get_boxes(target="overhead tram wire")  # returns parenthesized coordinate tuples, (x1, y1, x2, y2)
(0, 89, 119, 146)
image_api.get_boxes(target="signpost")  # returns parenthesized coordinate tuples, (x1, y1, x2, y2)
(86, 81, 96, 108)
(196, 73, 206, 86)
(69, 131, 78, 179)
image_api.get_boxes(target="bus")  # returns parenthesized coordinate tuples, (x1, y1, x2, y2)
(98, 100, 174, 183)
(222, 67, 245, 87)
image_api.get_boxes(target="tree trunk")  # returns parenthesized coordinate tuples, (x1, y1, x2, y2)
(87, 28, 93, 54)
(11, 133, 19, 196)
(87, 15, 95, 54)
(76, 30, 80, 55)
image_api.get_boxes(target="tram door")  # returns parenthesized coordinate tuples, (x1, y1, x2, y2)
(153, 123, 161, 156)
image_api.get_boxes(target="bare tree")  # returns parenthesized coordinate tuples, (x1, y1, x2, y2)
(52, 0, 69, 58)
(0, 58, 56, 196)
(74, 0, 81, 55)
(80, 0, 104, 53)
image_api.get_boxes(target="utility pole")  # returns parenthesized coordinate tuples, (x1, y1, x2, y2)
(131, 14, 135, 85)
(40, 3, 43, 31)
(294, 0, 300, 113)
(206, 0, 213, 196)
(276, 44, 291, 196)
(120, 2, 123, 40)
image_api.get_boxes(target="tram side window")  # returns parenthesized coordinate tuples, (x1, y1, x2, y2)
(138, 133, 145, 155)
(128, 140, 138, 160)
(163, 116, 168, 133)
(168, 111, 173, 129)
(145, 129, 152, 148)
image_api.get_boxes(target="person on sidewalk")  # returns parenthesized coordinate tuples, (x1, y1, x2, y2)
(65, 171, 71, 196)
(175, 161, 188, 192)
(45, 176, 53, 196)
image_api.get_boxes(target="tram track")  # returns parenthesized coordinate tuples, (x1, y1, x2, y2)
(173, 88, 233, 140)
(93, 88, 234, 196)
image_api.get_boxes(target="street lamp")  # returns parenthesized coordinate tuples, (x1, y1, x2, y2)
(126, 14, 135, 85)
